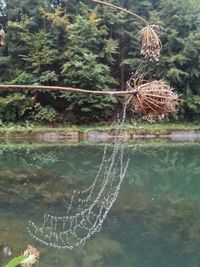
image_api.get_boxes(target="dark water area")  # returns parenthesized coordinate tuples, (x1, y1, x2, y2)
(1, 141, 200, 267)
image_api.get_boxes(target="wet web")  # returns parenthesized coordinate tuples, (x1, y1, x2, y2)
(27, 107, 129, 250)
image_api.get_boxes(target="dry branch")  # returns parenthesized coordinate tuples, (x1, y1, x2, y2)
(0, 84, 136, 95)
(92, 0, 149, 25)
(0, 80, 179, 120)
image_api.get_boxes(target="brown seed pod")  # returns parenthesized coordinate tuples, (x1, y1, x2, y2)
(137, 25, 162, 62)
(126, 75, 179, 121)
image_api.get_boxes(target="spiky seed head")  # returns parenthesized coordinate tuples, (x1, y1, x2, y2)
(127, 76, 179, 121)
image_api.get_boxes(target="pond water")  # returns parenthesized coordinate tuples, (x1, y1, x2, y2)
(1, 140, 200, 267)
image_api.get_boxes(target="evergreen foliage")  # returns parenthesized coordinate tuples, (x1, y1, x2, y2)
(0, 0, 200, 123)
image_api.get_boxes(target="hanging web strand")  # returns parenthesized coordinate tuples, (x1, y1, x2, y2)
(27, 106, 129, 250)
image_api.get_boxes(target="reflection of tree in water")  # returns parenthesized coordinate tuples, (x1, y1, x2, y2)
(109, 191, 200, 267)
(1, 143, 200, 204)
(101, 143, 200, 267)
(2, 141, 200, 265)
(127, 144, 200, 201)
(0, 145, 107, 205)
(0, 145, 105, 178)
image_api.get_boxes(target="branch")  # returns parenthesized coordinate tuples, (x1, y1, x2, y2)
(0, 84, 136, 95)
(92, 0, 149, 26)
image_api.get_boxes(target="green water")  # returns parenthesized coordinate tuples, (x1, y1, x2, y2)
(1, 141, 200, 267)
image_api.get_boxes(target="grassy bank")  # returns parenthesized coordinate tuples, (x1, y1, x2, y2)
(0, 122, 200, 136)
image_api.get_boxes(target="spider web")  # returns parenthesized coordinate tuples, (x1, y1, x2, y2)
(27, 108, 129, 250)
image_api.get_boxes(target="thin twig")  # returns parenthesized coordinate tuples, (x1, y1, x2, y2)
(92, 0, 149, 26)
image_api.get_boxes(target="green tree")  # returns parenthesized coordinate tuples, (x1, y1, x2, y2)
(1, 0, 200, 123)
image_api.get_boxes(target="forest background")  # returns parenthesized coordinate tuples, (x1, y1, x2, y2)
(0, 0, 200, 125)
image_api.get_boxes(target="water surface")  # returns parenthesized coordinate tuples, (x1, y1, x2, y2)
(1, 141, 200, 267)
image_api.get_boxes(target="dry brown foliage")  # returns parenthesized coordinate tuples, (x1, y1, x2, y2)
(126, 75, 179, 121)
(138, 25, 162, 62)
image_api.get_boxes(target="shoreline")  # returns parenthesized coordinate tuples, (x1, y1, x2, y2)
(0, 123, 200, 143)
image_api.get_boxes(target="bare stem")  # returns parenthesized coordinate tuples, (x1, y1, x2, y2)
(92, 0, 149, 26)
(0, 84, 137, 95)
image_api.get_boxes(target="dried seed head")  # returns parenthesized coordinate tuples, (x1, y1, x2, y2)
(0, 25, 5, 47)
(21, 245, 40, 267)
(126, 76, 179, 121)
(138, 25, 162, 62)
